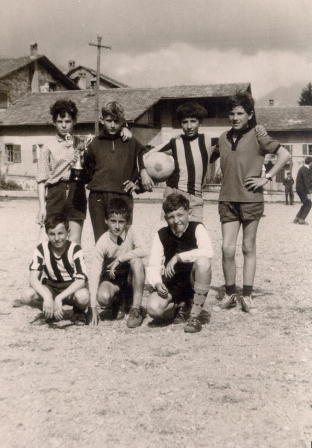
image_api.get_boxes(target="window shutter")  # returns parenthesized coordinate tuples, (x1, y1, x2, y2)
(13, 145, 21, 163)
(303, 144, 307, 155)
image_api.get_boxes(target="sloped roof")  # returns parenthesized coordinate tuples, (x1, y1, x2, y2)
(67, 65, 129, 88)
(255, 106, 312, 131)
(0, 83, 250, 126)
(0, 56, 79, 90)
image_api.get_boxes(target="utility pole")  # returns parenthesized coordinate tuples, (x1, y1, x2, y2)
(89, 35, 111, 136)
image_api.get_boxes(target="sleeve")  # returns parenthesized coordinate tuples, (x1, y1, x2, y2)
(36, 145, 51, 184)
(146, 233, 165, 288)
(303, 169, 311, 193)
(89, 237, 106, 307)
(123, 227, 148, 260)
(209, 140, 220, 164)
(178, 224, 214, 263)
(29, 244, 45, 271)
(83, 143, 96, 184)
(257, 133, 281, 156)
(72, 245, 88, 281)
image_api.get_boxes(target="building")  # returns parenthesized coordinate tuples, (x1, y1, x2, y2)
(67, 62, 129, 90)
(0, 83, 251, 189)
(0, 44, 79, 109)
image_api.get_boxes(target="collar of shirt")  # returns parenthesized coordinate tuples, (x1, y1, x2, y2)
(108, 230, 126, 245)
(181, 134, 200, 142)
(98, 132, 122, 141)
(56, 133, 73, 147)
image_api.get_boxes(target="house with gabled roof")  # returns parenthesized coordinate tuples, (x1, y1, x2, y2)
(67, 62, 129, 90)
(0, 82, 251, 189)
(0, 44, 79, 109)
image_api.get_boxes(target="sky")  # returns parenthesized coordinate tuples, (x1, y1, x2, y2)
(1, 0, 312, 100)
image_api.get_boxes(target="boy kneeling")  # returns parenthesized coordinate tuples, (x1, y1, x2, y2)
(89, 198, 147, 327)
(21, 213, 89, 325)
(146, 194, 213, 333)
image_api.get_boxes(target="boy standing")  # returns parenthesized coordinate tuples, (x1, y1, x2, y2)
(142, 102, 213, 223)
(84, 101, 152, 242)
(146, 194, 213, 333)
(21, 213, 89, 325)
(283, 172, 294, 205)
(89, 198, 148, 328)
(211, 91, 291, 312)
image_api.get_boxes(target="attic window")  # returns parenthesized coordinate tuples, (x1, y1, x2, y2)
(49, 82, 57, 92)
(0, 92, 8, 109)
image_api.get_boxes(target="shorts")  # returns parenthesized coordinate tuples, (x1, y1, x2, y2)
(46, 181, 87, 221)
(163, 187, 204, 223)
(42, 278, 75, 304)
(163, 263, 194, 306)
(219, 201, 264, 223)
(100, 263, 130, 289)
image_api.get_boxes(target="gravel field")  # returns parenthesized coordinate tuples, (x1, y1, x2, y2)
(0, 198, 312, 448)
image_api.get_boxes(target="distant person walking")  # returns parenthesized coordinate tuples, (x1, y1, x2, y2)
(283, 172, 294, 205)
(294, 157, 312, 225)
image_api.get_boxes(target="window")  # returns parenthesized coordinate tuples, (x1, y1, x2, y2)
(283, 144, 293, 154)
(0, 92, 8, 109)
(32, 144, 42, 163)
(5, 144, 21, 163)
(302, 144, 312, 155)
(276, 169, 285, 183)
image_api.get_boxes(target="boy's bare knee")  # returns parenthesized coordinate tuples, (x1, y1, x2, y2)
(96, 290, 111, 307)
(130, 258, 144, 271)
(74, 289, 90, 307)
(21, 288, 36, 305)
(146, 293, 165, 318)
(194, 256, 211, 271)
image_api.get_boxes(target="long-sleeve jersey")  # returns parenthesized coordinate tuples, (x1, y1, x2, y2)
(296, 165, 311, 194)
(84, 133, 146, 193)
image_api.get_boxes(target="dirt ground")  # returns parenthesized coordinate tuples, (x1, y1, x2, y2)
(0, 198, 312, 448)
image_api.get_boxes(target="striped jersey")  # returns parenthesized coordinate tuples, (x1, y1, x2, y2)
(149, 133, 214, 197)
(29, 240, 88, 283)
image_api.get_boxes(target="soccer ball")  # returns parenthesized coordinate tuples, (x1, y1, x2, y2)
(144, 152, 175, 182)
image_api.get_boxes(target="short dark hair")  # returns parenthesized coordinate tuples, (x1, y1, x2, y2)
(50, 100, 78, 122)
(101, 101, 125, 123)
(105, 198, 130, 220)
(176, 101, 207, 122)
(44, 212, 69, 232)
(227, 91, 257, 127)
(163, 193, 190, 215)
(305, 157, 312, 164)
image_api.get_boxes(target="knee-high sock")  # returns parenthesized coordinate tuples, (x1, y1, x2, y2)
(190, 281, 210, 317)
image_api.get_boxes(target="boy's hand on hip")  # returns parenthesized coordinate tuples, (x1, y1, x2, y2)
(164, 255, 178, 278)
(53, 296, 64, 320)
(244, 177, 268, 192)
(123, 180, 138, 193)
(109, 259, 120, 279)
(255, 125, 267, 138)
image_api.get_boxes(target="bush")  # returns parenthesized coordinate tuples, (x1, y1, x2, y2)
(0, 177, 23, 190)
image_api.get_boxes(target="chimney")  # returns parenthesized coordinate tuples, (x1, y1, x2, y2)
(269, 99, 274, 106)
(68, 60, 75, 70)
(30, 43, 38, 59)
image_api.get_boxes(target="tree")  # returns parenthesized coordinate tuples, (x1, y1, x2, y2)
(298, 82, 312, 105)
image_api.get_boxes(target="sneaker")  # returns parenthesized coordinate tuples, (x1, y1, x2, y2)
(127, 307, 143, 328)
(219, 294, 237, 309)
(298, 219, 309, 225)
(239, 296, 253, 313)
(173, 303, 190, 324)
(71, 307, 87, 326)
(293, 217, 299, 224)
(184, 316, 202, 333)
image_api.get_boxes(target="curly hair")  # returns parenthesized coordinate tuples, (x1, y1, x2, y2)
(44, 212, 69, 232)
(162, 193, 190, 215)
(105, 198, 130, 220)
(50, 100, 78, 122)
(101, 102, 125, 123)
(176, 101, 207, 122)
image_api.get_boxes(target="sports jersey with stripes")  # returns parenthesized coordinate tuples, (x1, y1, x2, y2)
(29, 240, 88, 283)
(148, 134, 213, 197)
